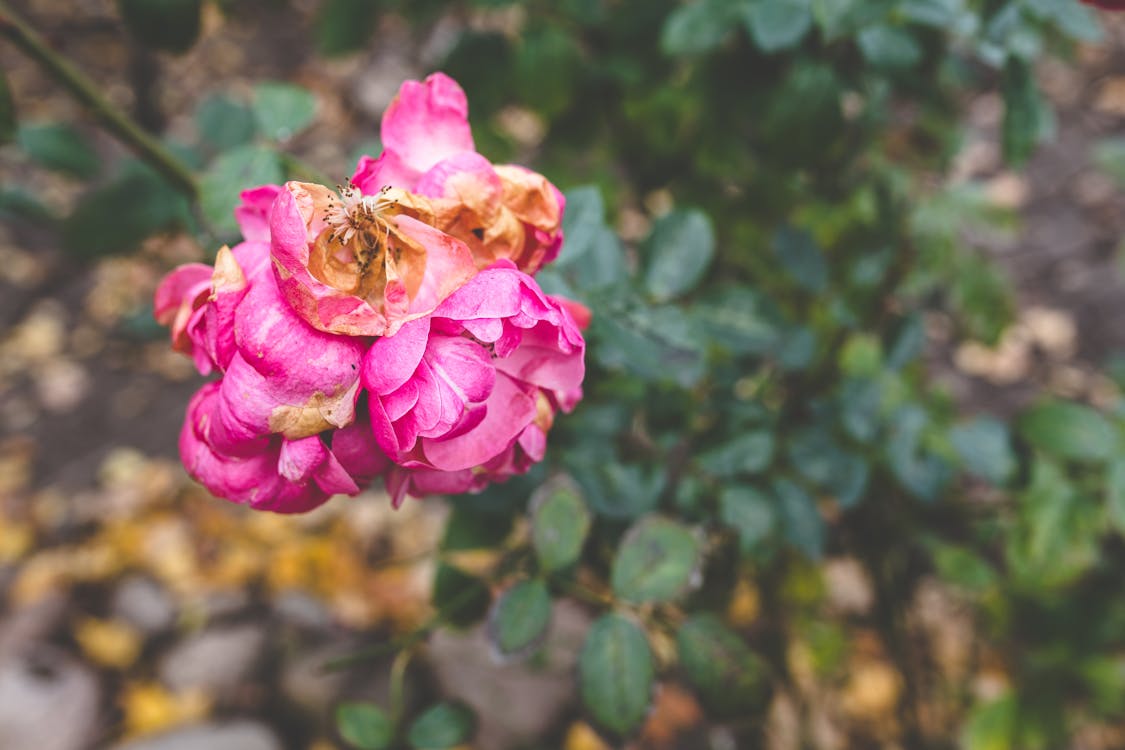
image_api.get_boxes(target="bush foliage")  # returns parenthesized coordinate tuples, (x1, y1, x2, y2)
(5, 0, 1125, 747)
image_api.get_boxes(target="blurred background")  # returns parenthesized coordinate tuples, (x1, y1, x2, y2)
(4, 0, 1125, 749)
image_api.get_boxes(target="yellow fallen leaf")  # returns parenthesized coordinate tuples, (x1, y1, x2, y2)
(727, 578, 760, 627)
(120, 681, 211, 738)
(0, 522, 33, 562)
(563, 721, 612, 750)
(75, 617, 142, 670)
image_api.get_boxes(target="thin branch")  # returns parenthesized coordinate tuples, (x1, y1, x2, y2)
(0, 1, 198, 197)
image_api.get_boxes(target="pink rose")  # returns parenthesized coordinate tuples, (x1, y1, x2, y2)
(362, 261, 585, 506)
(351, 73, 565, 275)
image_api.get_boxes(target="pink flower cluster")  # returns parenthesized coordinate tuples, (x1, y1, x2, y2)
(155, 74, 586, 513)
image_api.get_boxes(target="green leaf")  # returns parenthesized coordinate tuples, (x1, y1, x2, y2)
(406, 702, 476, 749)
(432, 564, 491, 629)
(719, 485, 776, 554)
(337, 703, 393, 750)
(961, 693, 1016, 750)
(676, 614, 771, 717)
(886, 405, 951, 501)
(786, 430, 868, 508)
(885, 313, 925, 369)
(200, 145, 284, 235)
(117, 0, 202, 54)
(932, 544, 996, 593)
(1017, 401, 1114, 463)
(62, 163, 188, 257)
(441, 505, 513, 552)
(488, 580, 552, 659)
(742, 0, 812, 53)
(661, 0, 737, 56)
(857, 25, 922, 68)
(951, 417, 1016, 485)
(579, 614, 654, 736)
(591, 304, 706, 387)
(1024, 0, 1101, 43)
(1107, 459, 1125, 534)
(0, 188, 55, 223)
(515, 26, 582, 117)
(316, 0, 381, 56)
(0, 71, 15, 145)
(643, 209, 715, 302)
(530, 477, 591, 572)
(698, 431, 775, 478)
(195, 94, 258, 152)
(253, 82, 318, 142)
(18, 123, 99, 178)
(773, 226, 827, 292)
(611, 516, 701, 604)
(694, 287, 781, 356)
(774, 479, 824, 559)
(1001, 58, 1048, 166)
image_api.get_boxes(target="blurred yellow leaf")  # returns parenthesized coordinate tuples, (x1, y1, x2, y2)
(120, 682, 211, 737)
(75, 617, 143, 669)
(726, 578, 760, 627)
(0, 522, 33, 562)
(563, 721, 612, 750)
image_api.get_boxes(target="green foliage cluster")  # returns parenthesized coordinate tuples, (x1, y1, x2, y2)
(5, 0, 1125, 747)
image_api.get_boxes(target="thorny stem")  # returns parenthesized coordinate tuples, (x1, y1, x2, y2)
(0, 0, 198, 197)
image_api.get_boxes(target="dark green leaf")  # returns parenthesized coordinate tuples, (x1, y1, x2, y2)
(440, 506, 513, 552)
(117, 0, 202, 54)
(742, 0, 812, 53)
(886, 405, 951, 501)
(857, 25, 922, 68)
(885, 313, 925, 369)
(316, 0, 381, 56)
(200, 145, 284, 235)
(591, 304, 705, 387)
(694, 287, 781, 356)
(253, 82, 317, 142)
(488, 580, 552, 659)
(719, 485, 775, 554)
(661, 0, 737, 56)
(337, 703, 393, 750)
(432, 564, 491, 629)
(530, 476, 591, 572)
(62, 163, 188, 257)
(579, 614, 654, 736)
(1017, 401, 1114, 463)
(698, 431, 775, 477)
(611, 516, 701, 604)
(406, 702, 476, 749)
(515, 26, 582, 117)
(676, 614, 771, 717)
(786, 430, 868, 508)
(951, 417, 1016, 485)
(18, 123, 99, 178)
(772, 226, 827, 292)
(0, 188, 55, 223)
(643, 209, 715, 302)
(774, 479, 824, 559)
(195, 94, 258, 152)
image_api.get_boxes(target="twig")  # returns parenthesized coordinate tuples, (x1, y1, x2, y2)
(0, 1, 198, 197)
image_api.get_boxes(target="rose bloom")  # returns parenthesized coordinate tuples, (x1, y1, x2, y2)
(352, 73, 566, 275)
(362, 261, 585, 506)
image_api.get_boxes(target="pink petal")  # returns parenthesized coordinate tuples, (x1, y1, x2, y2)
(234, 184, 283, 243)
(379, 72, 474, 186)
(421, 372, 536, 471)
